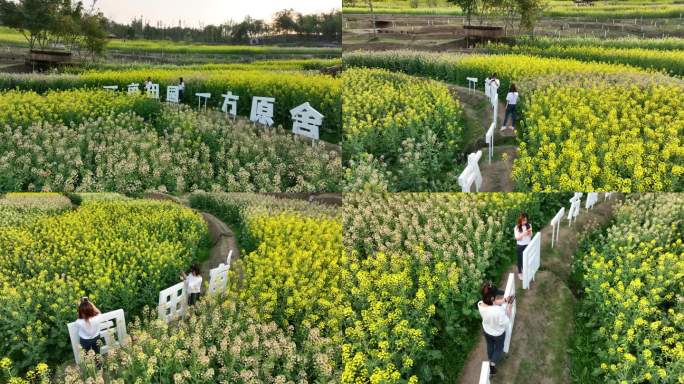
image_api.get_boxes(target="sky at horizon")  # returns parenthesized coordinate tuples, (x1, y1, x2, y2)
(92, 0, 340, 28)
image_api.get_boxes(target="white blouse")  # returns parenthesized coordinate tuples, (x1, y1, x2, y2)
(514, 224, 532, 246)
(478, 301, 510, 336)
(76, 314, 103, 340)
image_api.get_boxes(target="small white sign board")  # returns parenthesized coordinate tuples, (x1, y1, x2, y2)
(550, 207, 565, 248)
(458, 150, 483, 192)
(208, 250, 232, 295)
(585, 192, 598, 210)
(166, 86, 180, 104)
(250, 96, 276, 126)
(103, 85, 118, 92)
(503, 272, 516, 353)
(127, 83, 139, 95)
(604, 192, 613, 200)
(522, 232, 541, 290)
(147, 84, 160, 99)
(479, 362, 491, 384)
(195, 93, 211, 111)
(467, 77, 478, 93)
(567, 193, 582, 226)
(291, 102, 323, 141)
(485, 122, 495, 164)
(221, 92, 239, 118)
(67, 309, 127, 364)
(158, 281, 188, 322)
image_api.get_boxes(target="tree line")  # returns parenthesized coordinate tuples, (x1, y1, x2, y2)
(109, 9, 342, 44)
(0, 0, 341, 59)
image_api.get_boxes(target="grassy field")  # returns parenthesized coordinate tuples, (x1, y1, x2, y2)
(0, 26, 341, 57)
(344, 0, 684, 18)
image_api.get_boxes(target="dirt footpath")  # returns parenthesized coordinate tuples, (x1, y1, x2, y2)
(457, 197, 620, 384)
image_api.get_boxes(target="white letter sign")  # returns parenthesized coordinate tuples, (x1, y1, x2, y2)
(221, 92, 239, 118)
(290, 102, 323, 140)
(250, 96, 275, 126)
(522, 232, 541, 290)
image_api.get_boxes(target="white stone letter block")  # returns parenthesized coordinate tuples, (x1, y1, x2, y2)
(250, 96, 276, 126)
(290, 102, 323, 140)
(221, 92, 240, 118)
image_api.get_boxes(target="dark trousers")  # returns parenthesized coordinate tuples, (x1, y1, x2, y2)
(503, 104, 517, 128)
(484, 331, 506, 364)
(188, 292, 200, 306)
(179, 90, 184, 101)
(79, 337, 100, 354)
(517, 244, 527, 274)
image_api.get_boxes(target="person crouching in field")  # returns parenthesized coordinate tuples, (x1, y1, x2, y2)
(181, 264, 202, 306)
(514, 212, 533, 281)
(478, 282, 514, 376)
(76, 297, 103, 358)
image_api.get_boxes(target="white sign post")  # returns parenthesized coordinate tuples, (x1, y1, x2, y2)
(550, 207, 565, 248)
(485, 122, 495, 164)
(67, 309, 128, 364)
(166, 86, 180, 104)
(467, 77, 478, 93)
(208, 250, 232, 296)
(479, 362, 491, 384)
(195, 93, 211, 111)
(146, 84, 160, 100)
(103, 85, 118, 92)
(604, 192, 613, 201)
(250, 96, 275, 126)
(503, 272, 516, 353)
(484, 78, 491, 99)
(221, 92, 239, 119)
(458, 151, 483, 192)
(567, 193, 582, 226)
(290, 102, 324, 141)
(522, 232, 541, 290)
(158, 281, 188, 322)
(127, 83, 139, 95)
(585, 192, 598, 210)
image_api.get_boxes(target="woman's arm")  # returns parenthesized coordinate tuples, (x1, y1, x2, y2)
(514, 228, 523, 240)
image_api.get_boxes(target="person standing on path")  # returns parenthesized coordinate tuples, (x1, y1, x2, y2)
(478, 282, 514, 376)
(75, 297, 104, 357)
(502, 84, 519, 131)
(514, 212, 533, 281)
(181, 264, 202, 306)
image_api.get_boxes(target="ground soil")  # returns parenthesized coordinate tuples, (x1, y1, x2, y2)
(456, 196, 621, 384)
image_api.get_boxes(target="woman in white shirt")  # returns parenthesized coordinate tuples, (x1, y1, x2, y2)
(178, 77, 185, 101)
(502, 83, 519, 131)
(514, 212, 533, 280)
(478, 282, 513, 376)
(76, 297, 103, 354)
(181, 264, 202, 306)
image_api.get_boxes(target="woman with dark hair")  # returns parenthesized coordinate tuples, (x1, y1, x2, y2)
(76, 297, 103, 354)
(181, 264, 202, 306)
(478, 282, 513, 376)
(178, 77, 185, 100)
(514, 212, 533, 281)
(501, 83, 519, 131)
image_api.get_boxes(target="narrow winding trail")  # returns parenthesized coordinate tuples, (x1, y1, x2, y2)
(449, 85, 517, 192)
(143, 192, 241, 285)
(457, 196, 621, 384)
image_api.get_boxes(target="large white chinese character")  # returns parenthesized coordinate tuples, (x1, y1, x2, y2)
(166, 86, 180, 104)
(290, 102, 324, 140)
(221, 92, 239, 118)
(147, 83, 160, 99)
(127, 83, 139, 95)
(250, 96, 275, 126)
